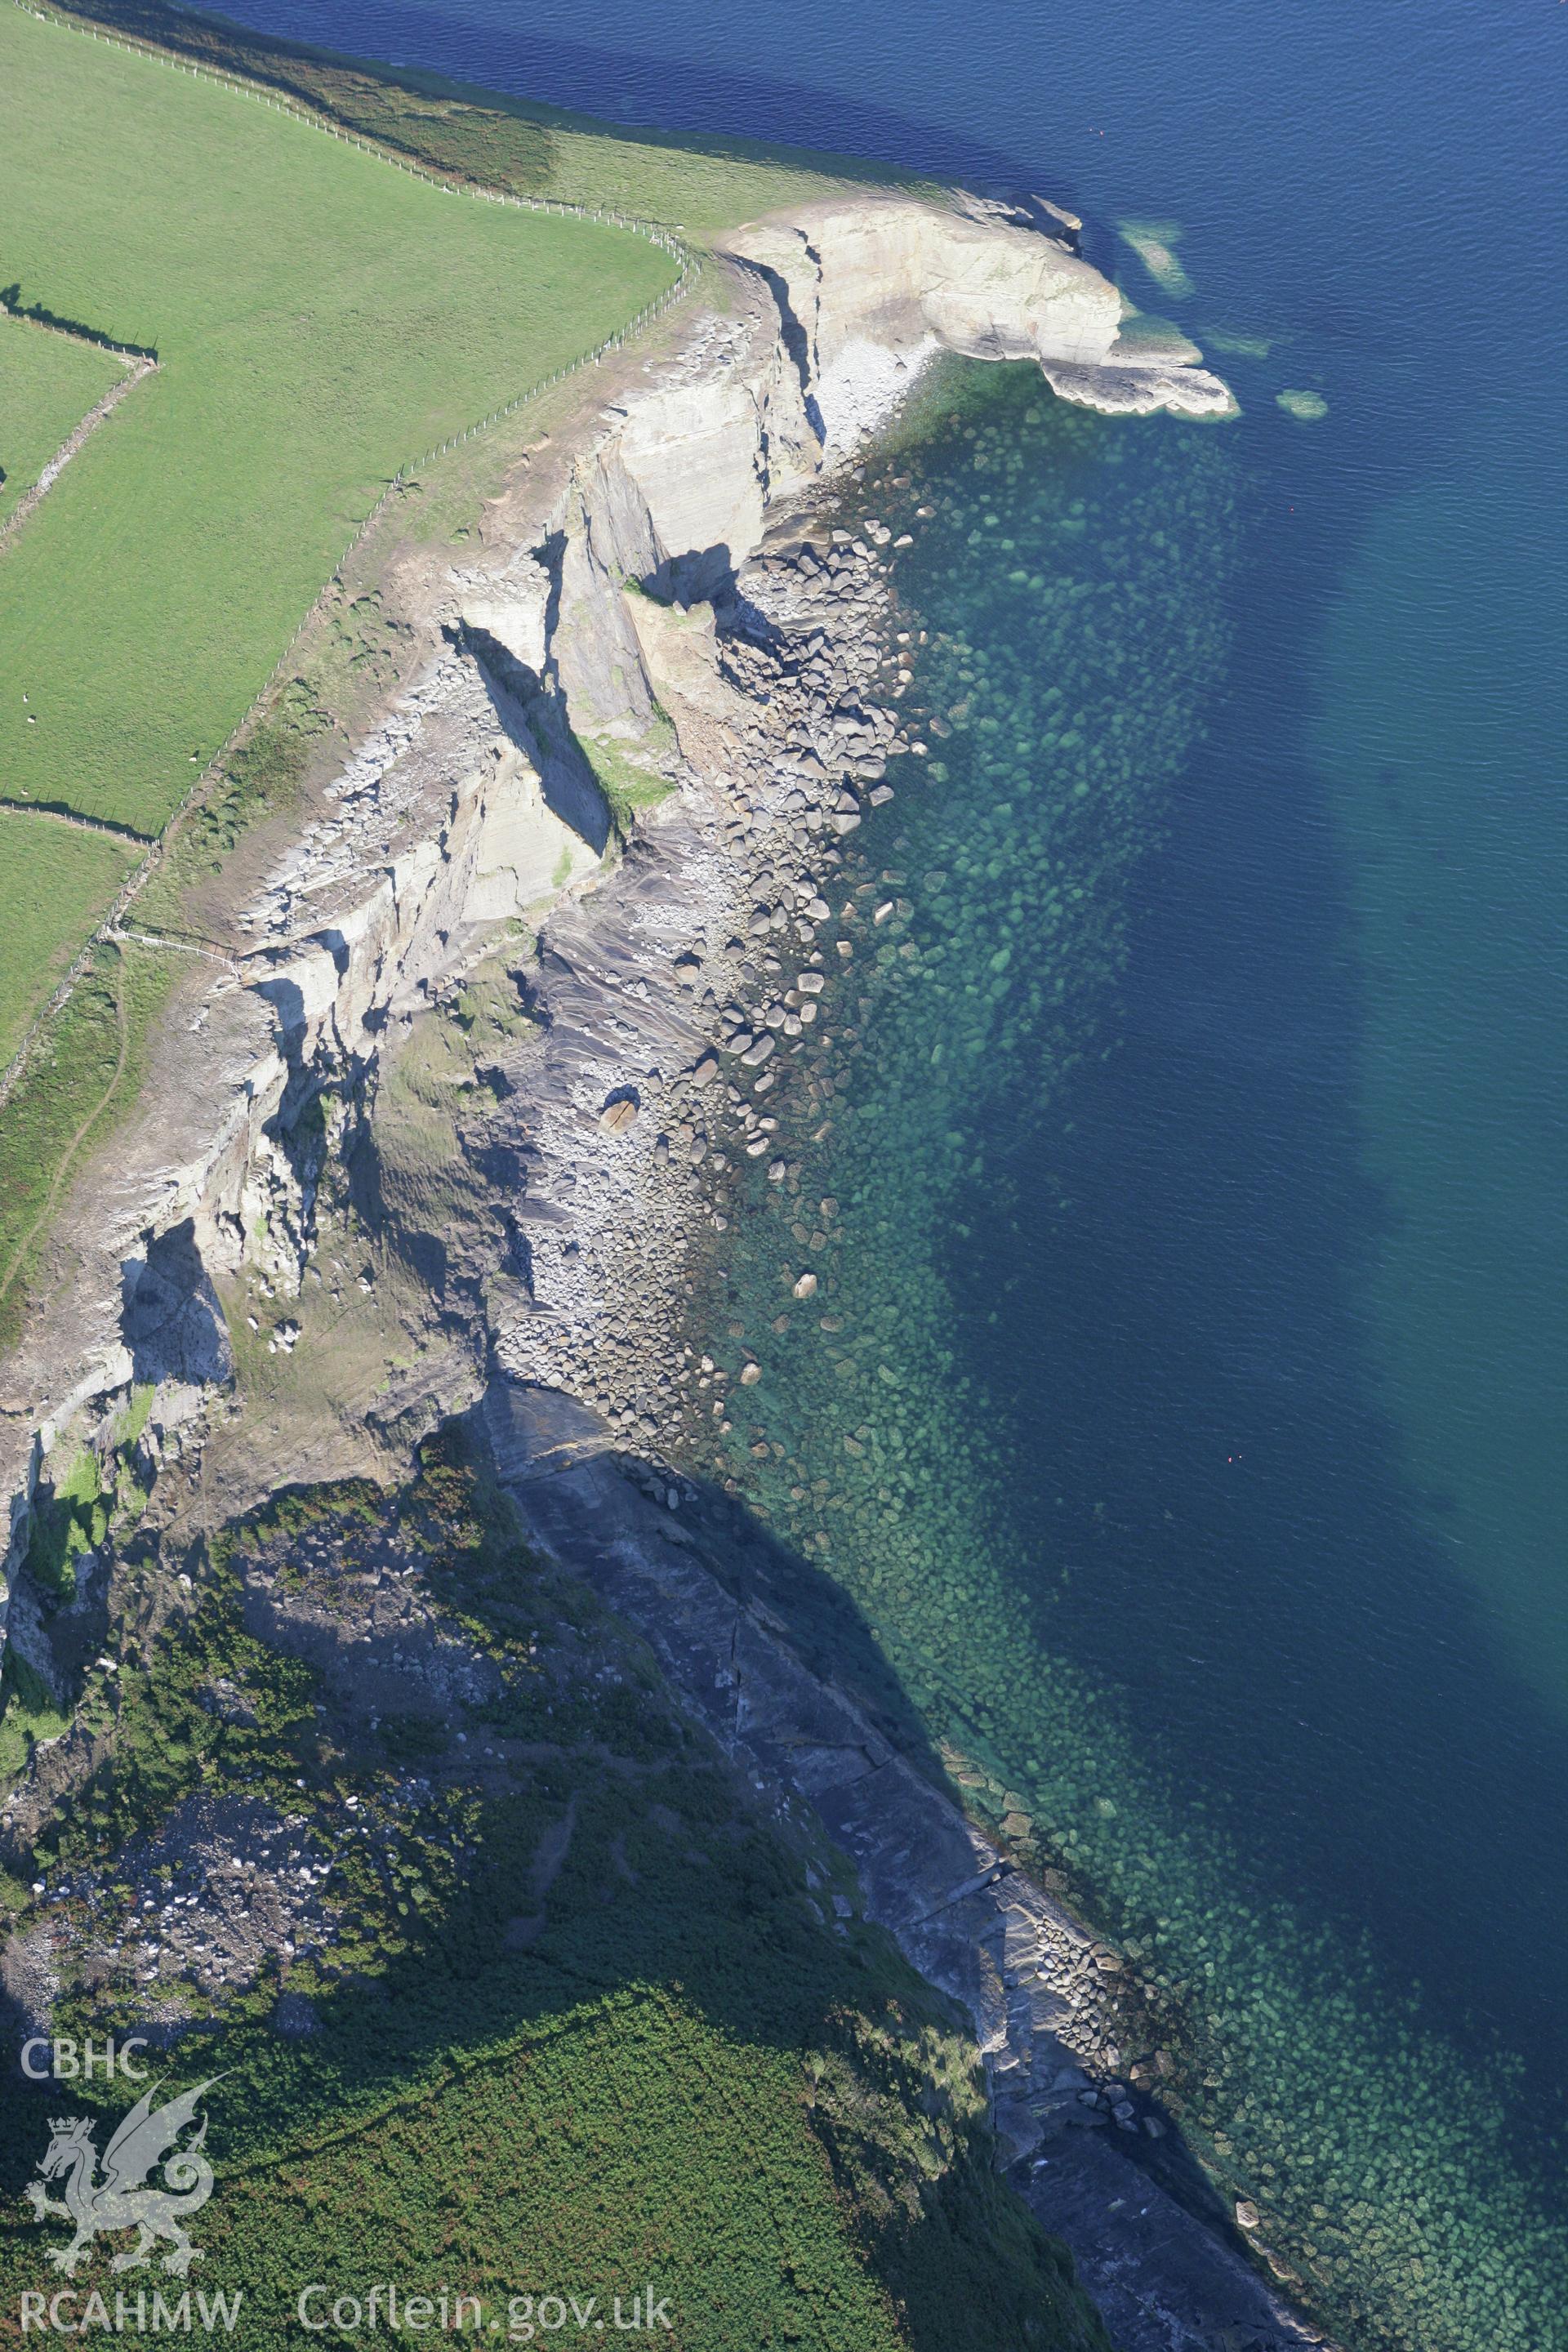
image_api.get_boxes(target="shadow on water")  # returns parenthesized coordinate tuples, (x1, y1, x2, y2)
(962, 452, 1568, 2091)
(606, 1463, 1269, 2252)
(555, 355, 1568, 2339)
(73, 0, 1054, 213)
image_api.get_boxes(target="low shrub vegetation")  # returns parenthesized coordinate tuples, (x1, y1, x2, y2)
(0, 1441, 1110, 2352)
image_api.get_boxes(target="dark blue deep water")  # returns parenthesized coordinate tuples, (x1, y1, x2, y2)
(210, 0, 1565, 2338)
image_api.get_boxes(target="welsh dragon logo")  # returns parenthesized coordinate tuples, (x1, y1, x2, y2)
(24, 2078, 220, 2276)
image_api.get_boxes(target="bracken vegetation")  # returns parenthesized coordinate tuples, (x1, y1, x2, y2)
(0, 1437, 1110, 2352)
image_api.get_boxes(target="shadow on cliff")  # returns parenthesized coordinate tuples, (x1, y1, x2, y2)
(121, 1221, 234, 1390)
(459, 621, 612, 858)
(0, 1413, 1116, 2352)
(469, 1381, 1245, 2239)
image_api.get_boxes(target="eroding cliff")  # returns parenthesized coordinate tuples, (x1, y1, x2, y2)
(724, 194, 1234, 434)
(4, 188, 1231, 1614)
(0, 182, 1348, 2352)
(1, 177, 1239, 1789)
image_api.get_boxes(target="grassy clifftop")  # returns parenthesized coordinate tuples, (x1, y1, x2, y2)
(40, 0, 929, 229)
(0, 0, 680, 1339)
(0, 7, 675, 841)
(0, 0, 932, 1350)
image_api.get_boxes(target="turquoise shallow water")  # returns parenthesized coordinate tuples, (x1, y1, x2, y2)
(679, 368, 1567, 2349)
(195, 0, 1566, 2334)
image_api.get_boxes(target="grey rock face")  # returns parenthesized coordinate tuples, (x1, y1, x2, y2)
(493, 1422, 1329, 2352)
(0, 177, 1281, 2352)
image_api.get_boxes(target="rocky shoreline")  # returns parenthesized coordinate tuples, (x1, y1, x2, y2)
(488, 1392, 1330, 2352)
(0, 188, 1335, 2348)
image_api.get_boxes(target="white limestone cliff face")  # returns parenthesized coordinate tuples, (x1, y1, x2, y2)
(546, 194, 1231, 738)
(544, 302, 818, 734)
(723, 194, 1235, 433)
(0, 661, 602, 1588)
(1, 188, 1232, 1617)
(207, 663, 604, 1302)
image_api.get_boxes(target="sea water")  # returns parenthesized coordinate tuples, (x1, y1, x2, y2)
(200, 0, 1566, 2336)
(679, 365, 1565, 2352)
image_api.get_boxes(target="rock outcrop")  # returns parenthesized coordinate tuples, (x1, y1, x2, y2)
(2, 187, 1231, 1597)
(0, 176, 1341, 2352)
(488, 1392, 1332, 2352)
(723, 195, 1234, 439)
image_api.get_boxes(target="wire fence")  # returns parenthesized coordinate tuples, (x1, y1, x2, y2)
(0, 0, 698, 1113)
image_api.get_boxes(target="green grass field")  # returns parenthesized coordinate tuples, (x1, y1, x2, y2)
(0, 0, 921, 1350)
(0, 7, 675, 839)
(47, 0, 925, 232)
(0, 814, 137, 1064)
(0, 310, 123, 525)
